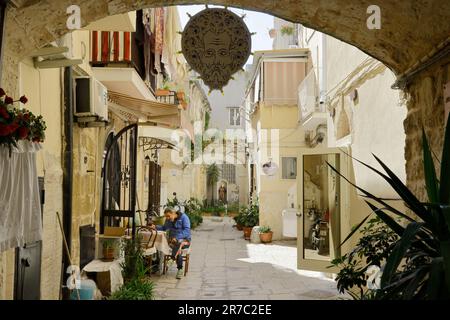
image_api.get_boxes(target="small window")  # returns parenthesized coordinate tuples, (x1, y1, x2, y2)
(229, 107, 241, 126)
(282, 157, 297, 179)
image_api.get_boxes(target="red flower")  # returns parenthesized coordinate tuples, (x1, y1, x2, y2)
(0, 107, 9, 120)
(4, 96, 13, 105)
(0, 124, 9, 136)
(8, 122, 19, 133)
(17, 126, 29, 139)
(0, 88, 5, 97)
(19, 96, 28, 104)
(23, 113, 30, 121)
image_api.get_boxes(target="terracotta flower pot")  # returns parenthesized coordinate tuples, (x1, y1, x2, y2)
(259, 231, 273, 243)
(102, 247, 115, 261)
(243, 227, 253, 240)
(156, 89, 171, 96)
(176, 91, 185, 101)
(236, 224, 243, 231)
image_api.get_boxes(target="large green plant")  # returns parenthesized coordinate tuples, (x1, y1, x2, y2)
(328, 114, 450, 300)
(109, 277, 155, 300)
(330, 217, 399, 299)
(206, 163, 221, 205)
(110, 237, 155, 300)
(241, 202, 259, 228)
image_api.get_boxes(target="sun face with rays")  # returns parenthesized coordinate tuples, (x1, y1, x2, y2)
(181, 8, 252, 92)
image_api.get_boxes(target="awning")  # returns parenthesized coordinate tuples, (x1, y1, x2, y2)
(108, 91, 181, 128)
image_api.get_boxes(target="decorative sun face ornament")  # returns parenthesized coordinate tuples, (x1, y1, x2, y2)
(181, 7, 252, 92)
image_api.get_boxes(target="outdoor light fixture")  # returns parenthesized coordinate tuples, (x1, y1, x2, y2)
(262, 160, 279, 176)
(181, 7, 252, 93)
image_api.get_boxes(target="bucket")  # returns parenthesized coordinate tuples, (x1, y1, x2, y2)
(70, 279, 97, 300)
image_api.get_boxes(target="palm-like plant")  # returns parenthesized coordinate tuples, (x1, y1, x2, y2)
(206, 163, 221, 205)
(329, 114, 450, 299)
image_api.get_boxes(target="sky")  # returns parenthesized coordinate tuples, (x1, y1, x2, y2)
(177, 5, 274, 65)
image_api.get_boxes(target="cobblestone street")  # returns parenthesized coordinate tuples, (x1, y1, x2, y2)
(152, 217, 344, 300)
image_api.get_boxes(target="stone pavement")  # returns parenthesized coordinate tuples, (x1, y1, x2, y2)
(152, 217, 346, 300)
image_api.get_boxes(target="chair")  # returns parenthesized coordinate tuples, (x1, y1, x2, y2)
(136, 226, 158, 258)
(163, 244, 191, 277)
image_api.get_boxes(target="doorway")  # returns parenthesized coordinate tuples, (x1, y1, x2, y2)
(297, 148, 348, 272)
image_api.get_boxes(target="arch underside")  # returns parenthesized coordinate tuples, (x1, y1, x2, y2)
(4, 0, 450, 75)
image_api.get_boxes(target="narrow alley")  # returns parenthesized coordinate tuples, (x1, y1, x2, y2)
(154, 217, 341, 300)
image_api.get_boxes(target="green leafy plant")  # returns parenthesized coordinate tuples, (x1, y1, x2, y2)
(328, 114, 450, 300)
(119, 237, 148, 282)
(240, 201, 259, 228)
(206, 163, 221, 205)
(102, 239, 116, 250)
(280, 25, 294, 36)
(259, 226, 272, 233)
(109, 237, 155, 300)
(330, 217, 399, 299)
(109, 277, 155, 300)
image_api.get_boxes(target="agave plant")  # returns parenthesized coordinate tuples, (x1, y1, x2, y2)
(328, 114, 450, 300)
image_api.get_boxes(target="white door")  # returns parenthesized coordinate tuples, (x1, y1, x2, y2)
(297, 148, 348, 272)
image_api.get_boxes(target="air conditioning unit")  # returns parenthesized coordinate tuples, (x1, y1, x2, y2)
(75, 76, 108, 121)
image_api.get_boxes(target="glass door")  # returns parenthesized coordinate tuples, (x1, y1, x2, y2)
(297, 148, 348, 272)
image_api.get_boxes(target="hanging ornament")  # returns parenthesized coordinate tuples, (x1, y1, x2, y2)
(262, 161, 279, 176)
(181, 8, 252, 92)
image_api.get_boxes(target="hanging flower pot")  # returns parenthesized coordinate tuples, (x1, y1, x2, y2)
(176, 91, 185, 101)
(155, 89, 171, 96)
(0, 89, 46, 157)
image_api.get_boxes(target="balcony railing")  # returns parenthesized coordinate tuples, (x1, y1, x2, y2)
(155, 90, 179, 106)
(90, 30, 157, 93)
(298, 70, 323, 121)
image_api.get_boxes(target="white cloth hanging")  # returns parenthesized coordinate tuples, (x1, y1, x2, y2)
(0, 140, 43, 252)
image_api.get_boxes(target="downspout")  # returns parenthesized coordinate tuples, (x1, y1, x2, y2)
(61, 66, 73, 299)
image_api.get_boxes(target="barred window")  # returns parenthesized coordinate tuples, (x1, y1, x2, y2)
(221, 164, 236, 184)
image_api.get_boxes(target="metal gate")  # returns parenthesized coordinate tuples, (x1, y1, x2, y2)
(101, 124, 138, 236)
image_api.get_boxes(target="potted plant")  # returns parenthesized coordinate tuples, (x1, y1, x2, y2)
(176, 90, 185, 101)
(102, 239, 116, 261)
(259, 226, 273, 243)
(242, 203, 259, 240)
(155, 81, 171, 96)
(280, 25, 295, 36)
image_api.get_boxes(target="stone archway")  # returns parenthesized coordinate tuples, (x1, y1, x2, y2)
(2, 0, 450, 198)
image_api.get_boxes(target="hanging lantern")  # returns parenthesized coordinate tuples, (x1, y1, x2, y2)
(181, 8, 252, 92)
(262, 161, 279, 176)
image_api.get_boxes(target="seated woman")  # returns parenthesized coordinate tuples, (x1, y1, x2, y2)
(151, 207, 191, 279)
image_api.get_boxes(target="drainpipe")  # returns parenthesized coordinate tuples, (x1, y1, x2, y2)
(61, 66, 73, 299)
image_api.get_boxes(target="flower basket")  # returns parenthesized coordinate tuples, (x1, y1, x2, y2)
(155, 89, 171, 96)
(0, 89, 46, 156)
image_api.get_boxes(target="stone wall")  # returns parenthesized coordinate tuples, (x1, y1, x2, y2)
(404, 55, 450, 201)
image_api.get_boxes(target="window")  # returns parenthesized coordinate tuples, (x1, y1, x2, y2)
(282, 157, 297, 179)
(229, 107, 241, 126)
(221, 164, 236, 184)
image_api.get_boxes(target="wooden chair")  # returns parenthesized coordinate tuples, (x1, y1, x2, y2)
(136, 226, 158, 260)
(163, 245, 191, 277)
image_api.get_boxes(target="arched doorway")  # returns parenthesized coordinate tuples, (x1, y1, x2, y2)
(1, 1, 449, 199)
